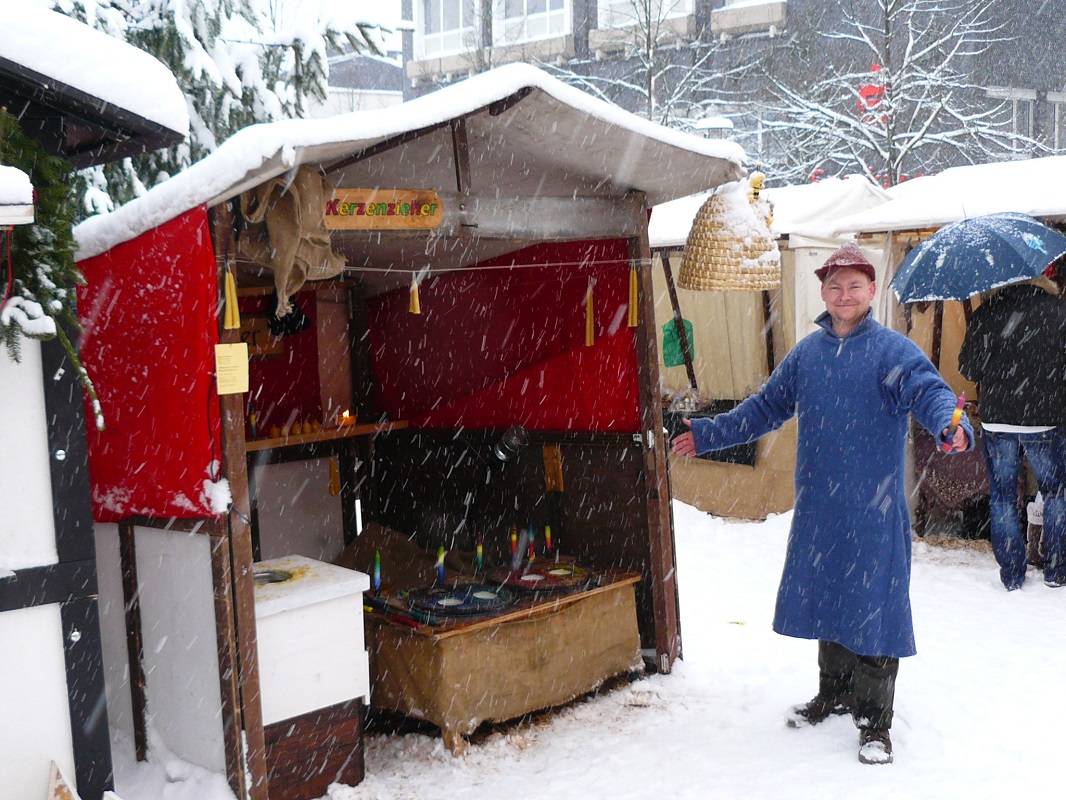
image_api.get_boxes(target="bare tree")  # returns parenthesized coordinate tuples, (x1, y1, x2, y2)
(538, 0, 762, 128)
(759, 0, 1027, 185)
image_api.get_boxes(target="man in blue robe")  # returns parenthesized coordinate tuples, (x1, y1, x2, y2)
(671, 243, 972, 765)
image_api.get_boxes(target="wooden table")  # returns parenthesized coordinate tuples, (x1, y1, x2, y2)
(364, 572, 643, 753)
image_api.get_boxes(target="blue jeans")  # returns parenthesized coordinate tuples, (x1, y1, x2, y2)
(982, 428, 1066, 587)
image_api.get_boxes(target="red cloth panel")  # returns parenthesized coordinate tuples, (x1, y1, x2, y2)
(77, 206, 221, 521)
(240, 290, 322, 438)
(367, 240, 639, 431)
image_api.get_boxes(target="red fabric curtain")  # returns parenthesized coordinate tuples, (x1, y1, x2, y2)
(77, 206, 221, 521)
(367, 239, 639, 431)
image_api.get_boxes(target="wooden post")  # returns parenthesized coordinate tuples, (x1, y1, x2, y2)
(208, 204, 270, 800)
(762, 289, 776, 375)
(660, 252, 699, 391)
(118, 522, 148, 762)
(629, 194, 681, 673)
(931, 300, 944, 370)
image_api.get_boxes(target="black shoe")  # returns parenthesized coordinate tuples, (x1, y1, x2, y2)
(858, 727, 893, 765)
(785, 694, 854, 728)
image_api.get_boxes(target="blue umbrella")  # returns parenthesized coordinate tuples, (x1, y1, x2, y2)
(890, 212, 1066, 303)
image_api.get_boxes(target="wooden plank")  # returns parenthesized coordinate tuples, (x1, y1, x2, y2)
(244, 420, 408, 451)
(209, 526, 248, 800)
(210, 203, 270, 800)
(660, 252, 699, 390)
(932, 300, 944, 370)
(263, 700, 364, 799)
(450, 118, 471, 194)
(369, 573, 642, 642)
(48, 762, 80, 800)
(59, 598, 114, 799)
(630, 207, 681, 673)
(118, 522, 148, 762)
(126, 515, 213, 534)
(762, 289, 776, 375)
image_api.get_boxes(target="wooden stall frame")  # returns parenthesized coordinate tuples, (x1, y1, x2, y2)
(630, 206, 682, 672)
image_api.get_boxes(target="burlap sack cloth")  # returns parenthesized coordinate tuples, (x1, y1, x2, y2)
(238, 166, 346, 317)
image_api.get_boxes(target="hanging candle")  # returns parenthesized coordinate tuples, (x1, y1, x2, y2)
(476, 542, 484, 573)
(437, 545, 446, 584)
(373, 550, 381, 596)
(585, 278, 595, 346)
(527, 527, 536, 562)
(544, 524, 553, 555)
(409, 274, 421, 314)
(628, 265, 639, 327)
(510, 526, 518, 560)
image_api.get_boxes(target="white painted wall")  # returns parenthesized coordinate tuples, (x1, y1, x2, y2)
(0, 605, 76, 800)
(0, 340, 58, 570)
(254, 459, 346, 563)
(135, 528, 226, 772)
(0, 344, 74, 800)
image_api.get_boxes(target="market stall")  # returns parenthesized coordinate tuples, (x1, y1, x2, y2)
(72, 64, 745, 798)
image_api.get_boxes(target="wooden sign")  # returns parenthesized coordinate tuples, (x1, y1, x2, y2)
(324, 188, 444, 230)
(543, 444, 565, 492)
(240, 315, 283, 358)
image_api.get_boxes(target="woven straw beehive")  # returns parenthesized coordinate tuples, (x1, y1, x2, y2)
(678, 178, 781, 291)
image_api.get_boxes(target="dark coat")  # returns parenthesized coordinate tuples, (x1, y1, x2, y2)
(958, 284, 1066, 426)
(690, 313, 971, 658)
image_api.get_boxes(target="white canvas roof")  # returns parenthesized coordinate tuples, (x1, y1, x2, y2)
(75, 63, 747, 282)
(833, 156, 1066, 235)
(649, 175, 890, 249)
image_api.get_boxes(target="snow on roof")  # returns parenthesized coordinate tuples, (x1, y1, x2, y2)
(649, 175, 889, 249)
(74, 63, 746, 262)
(833, 156, 1066, 234)
(0, 165, 33, 225)
(0, 6, 189, 137)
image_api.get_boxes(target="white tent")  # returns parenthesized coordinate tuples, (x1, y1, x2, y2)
(832, 155, 1066, 235)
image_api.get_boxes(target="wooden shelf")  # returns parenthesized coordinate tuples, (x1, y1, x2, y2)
(245, 421, 408, 452)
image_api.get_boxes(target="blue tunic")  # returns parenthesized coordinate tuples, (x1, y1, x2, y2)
(690, 312, 972, 658)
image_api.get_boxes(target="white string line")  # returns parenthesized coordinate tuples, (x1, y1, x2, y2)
(343, 258, 652, 274)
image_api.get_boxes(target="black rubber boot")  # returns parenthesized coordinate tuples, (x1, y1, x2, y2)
(786, 641, 855, 728)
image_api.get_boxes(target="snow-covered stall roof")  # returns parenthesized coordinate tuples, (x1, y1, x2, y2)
(0, 165, 33, 225)
(832, 156, 1066, 235)
(649, 175, 889, 249)
(0, 7, 188, 167)
(74, 62, 746, 290)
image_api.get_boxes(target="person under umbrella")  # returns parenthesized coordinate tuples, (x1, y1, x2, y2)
(671, 243, 972, 766)
(958, 263, 1066, 591)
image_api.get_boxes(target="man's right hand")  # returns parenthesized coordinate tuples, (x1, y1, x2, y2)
(670, 418, 697, 457)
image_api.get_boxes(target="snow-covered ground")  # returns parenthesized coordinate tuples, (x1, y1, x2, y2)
(113, 500, 1065, 800)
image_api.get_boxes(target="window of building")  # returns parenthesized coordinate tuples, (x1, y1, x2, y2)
(421, 0, 478, 58)
(498, 0, 569, 46)
(598, 0, 693, 30)
(1048, 92, 1066, 152)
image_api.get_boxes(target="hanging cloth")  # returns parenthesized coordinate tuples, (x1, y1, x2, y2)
(237, 166, 347, 318)
(662, 318, 694, 367)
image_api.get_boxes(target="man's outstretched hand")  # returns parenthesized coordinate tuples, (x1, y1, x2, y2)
(670, 418, 697, 457)
(943, 425, 970, 453)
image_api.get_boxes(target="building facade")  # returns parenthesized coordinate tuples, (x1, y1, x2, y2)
(399, 0, 1066, 181)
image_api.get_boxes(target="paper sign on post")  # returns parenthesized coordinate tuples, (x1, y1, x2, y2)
(215, 343, 249, 395)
